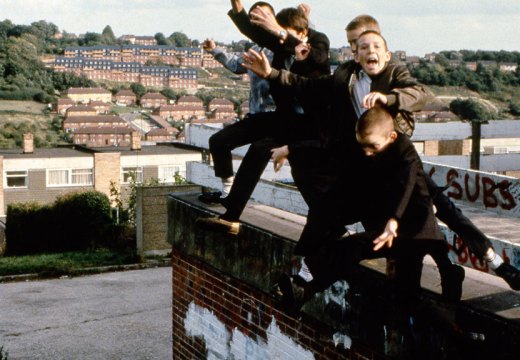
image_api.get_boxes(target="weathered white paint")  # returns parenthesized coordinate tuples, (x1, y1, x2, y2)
(184, 302, 230, 359)
(184, 301, 315, 359)
(333, 332, 352, 350)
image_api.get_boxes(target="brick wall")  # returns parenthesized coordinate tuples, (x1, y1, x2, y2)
(94, 152, 121, 201)
(169, 192, 387, 360)
(171, 249, 378, 359)
(136, 184, 199, 255)
(423, 140, 439, 156)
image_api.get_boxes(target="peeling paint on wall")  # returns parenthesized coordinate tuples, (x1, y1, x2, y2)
(184, 302, 315, 359)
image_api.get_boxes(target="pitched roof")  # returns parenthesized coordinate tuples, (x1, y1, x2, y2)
(116, 89, 136, 97)
(66, 105, 97, 113)
(141, 92, 167, 100)
(63, 115, 125, 123)
(73, 126, 133, 134)
(67, 87, 111, 95)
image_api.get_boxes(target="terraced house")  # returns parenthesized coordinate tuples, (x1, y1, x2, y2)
(0, 134, 202, 221)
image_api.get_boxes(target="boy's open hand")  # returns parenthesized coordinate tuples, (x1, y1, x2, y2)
(271, 145, 289, 172)
(250, 6, 282, 37)
(373, 218, 398, 251)
(363, 92, 388, 109)
(242, 49, 272, 78)
(202, 38, 216, 52)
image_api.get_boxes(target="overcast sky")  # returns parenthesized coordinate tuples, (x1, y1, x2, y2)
(2, 0, 519, 56)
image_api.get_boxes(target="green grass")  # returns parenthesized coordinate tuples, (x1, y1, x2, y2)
(0, 249, 141, 277)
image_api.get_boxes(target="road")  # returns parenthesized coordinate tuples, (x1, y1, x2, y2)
(0, 267, 172, 360)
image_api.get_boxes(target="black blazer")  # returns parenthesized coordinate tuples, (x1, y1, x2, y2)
(360, 133, 444, 241)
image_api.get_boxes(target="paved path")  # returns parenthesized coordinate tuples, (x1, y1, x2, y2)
(0, 267, 171, 360)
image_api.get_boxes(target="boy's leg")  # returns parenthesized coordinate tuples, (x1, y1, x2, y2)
(425, 240, 465, 302)
(426, 176, 520, 290)
(221, 136, 278, 221)
(203, 114, 268, 201)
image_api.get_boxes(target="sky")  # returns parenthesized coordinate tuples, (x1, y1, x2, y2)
(1, 0, 519, 56)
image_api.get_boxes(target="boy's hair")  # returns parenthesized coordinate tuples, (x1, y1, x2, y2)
(276, 7, 308, 32)
(345, 14, 381, 33)
(248, 2, 275, 16)
(357, 30, 388, 51)
(356, 106, 395, 138)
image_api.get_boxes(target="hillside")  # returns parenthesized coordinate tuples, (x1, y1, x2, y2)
(0, 100, 65, 148)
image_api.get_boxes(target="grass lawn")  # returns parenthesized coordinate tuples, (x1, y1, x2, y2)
(0, 249, 141, 277)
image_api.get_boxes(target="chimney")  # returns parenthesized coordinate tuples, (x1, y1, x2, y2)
(23, 133, 34, 154)
(131, 131, 141, 151)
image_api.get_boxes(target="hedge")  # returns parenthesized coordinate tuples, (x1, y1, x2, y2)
(5, 190, 115, 255)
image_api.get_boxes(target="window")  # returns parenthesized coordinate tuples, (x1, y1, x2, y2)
(47, 168, 93, 187)
(122, 167, 143, 184)
(158, 166, 182, 183)
(5, 170, 28, 188)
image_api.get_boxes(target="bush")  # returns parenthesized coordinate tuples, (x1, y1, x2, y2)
(6, 191, 116, 255)
(5, 202, 53, 254)
(53, 191, 113, 251)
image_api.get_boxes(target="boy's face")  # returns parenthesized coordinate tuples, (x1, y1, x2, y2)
(356, 128, 397, 157)
(354, 33, 391, 76)
(346, 27, 366, 54)
(287, 27, 308, 41)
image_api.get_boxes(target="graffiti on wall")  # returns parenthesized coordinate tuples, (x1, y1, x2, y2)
(424, 163, 520, 216)
(184, 301, 315, 360)
(440, 226, 520, 273)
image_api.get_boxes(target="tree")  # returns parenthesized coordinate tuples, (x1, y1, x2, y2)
(130, 83, 146, 99)
(155, 32, 171, 46)
(101, 25, 116, 43)
(169, 31, 190, 47)
(449, 98, 495, 121)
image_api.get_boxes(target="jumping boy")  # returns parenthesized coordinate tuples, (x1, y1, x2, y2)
(277, 107, 464, 314)
(196, 1, 330, 234)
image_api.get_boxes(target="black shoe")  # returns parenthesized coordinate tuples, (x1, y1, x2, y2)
(195, 216, 240, 235)
(495, 263, 520, 290)
(274, 274, 308, 318)
(198, 191, 225, 205)
(441, 264, 465, 302)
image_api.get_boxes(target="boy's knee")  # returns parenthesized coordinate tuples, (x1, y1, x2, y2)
(209, 133, 224, 150)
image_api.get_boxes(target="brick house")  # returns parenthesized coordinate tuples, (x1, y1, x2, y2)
(211, 107, 236, 122)
(158, 104, 206, 121)
(146, 127, 179, 142)
(177, 95, 203, 108)
(57, 98, 75, 115)
(0, 136, 202, 220)
(62, 115, 128, 132)
(65, 105, 98, 118)
(88, 101, 110, 114)
(66, 87, 112, 104)
(208, 98, 234, 112)
(72, 127, 134, 147)
(141, 93, 168, 109)
(115, 89, 137, 106)
(135, 36, 157, 46)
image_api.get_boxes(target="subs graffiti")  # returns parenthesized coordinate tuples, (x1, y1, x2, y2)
(424, 163, 519, 216)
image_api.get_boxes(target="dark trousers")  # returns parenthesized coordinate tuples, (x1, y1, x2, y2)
(306, 231, 449, 309)
(209, 111, 314, 221)
(425, 176, 492, 259)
